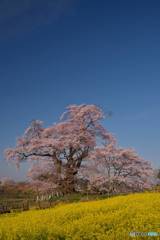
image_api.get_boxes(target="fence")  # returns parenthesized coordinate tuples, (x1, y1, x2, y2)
(0, 199, 30, 214)
(0, 196, 57, 214)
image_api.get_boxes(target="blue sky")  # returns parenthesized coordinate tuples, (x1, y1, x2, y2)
(0, 0, 160, 180)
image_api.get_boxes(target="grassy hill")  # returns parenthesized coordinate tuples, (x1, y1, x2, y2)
(0, 192, 159, 240)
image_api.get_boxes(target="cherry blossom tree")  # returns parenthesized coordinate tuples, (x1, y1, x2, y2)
(5, 104, 154, 195)
(81, 144, 154, 194)
(5, 104, 114, 194)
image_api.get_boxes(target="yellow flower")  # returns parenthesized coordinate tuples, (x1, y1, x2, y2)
(0, 193, 159, 240)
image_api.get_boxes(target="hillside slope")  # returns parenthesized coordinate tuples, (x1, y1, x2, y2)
(0, 193, 160, 240)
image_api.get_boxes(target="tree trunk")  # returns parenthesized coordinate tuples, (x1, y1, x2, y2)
(54, 157, 63, 194)
(63, 167, 77, 194)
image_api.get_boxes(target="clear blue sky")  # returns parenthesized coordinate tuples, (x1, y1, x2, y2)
(0, 0, 160, 180)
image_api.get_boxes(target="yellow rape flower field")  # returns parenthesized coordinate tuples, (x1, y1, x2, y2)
(0, 193, 160, 240)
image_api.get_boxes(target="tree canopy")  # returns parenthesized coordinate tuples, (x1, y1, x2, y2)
(5, 104, 154, 194)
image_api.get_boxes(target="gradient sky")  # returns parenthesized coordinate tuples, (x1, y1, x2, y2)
(0, 0, 160, 180)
